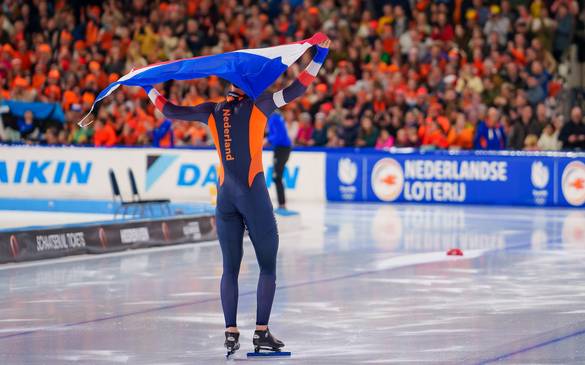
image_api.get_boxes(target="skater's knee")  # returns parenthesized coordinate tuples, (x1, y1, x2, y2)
(259, 264, 276, 277)
(222, 267, 240, 278)
(255, 243, 278, 275)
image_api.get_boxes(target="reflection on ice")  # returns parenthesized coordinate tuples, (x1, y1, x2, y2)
(0, 203, 584, 364)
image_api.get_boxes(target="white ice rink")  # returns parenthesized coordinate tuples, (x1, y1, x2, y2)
(0, 203, 584, 364)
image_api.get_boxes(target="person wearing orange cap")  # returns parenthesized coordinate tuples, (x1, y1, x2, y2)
(11, 76, 35, 101)
(48, 69, 60, 79)
(43, 69, 62, 101)
(62, 89, 80, 111)
(44, 84, 62, 101)
(88, 60, 109, 88)
(315, 83, 327, 94)
(38, 43, 51, 54)
(82, 92, 96, 108)
(2, 43, 14, 55)
(85, 73, 98, 87)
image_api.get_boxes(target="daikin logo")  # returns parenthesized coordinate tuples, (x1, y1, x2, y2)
(0, 160, 92, 185)
(146, 154, 178, 191)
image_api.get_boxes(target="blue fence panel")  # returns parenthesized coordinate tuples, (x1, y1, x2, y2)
(326, 149, 585, 207)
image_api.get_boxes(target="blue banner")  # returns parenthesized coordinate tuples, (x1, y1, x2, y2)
(326, 150, 585, 207)
(2, 100, 65, 123)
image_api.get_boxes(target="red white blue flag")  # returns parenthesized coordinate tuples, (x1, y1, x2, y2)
(79, 33, 327, 127)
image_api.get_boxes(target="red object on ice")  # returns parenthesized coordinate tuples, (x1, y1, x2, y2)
(446, 248, 463, 256)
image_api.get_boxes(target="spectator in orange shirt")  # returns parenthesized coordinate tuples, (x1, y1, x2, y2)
(11, 76, 35, 101)
(421, 119, 449, 149)
(88, 61, 109, 89)
(32, 63, 47, 91)
(190, 124, 208, 145)
(44, 69, 62, 101)
(447, 113, 475, 149)
(333, 62, 357, 94)
(93, 117, 118, 147)
(118, 124, 139, 146)
(14, 40, 32, 71)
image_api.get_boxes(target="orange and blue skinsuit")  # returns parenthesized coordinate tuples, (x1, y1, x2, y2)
(144, 45, 328, 328)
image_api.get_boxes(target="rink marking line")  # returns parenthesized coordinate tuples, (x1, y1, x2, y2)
(0, 250, 481, 341)
(471, 323, 585, 364)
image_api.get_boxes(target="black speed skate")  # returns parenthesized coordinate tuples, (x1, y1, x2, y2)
(252, 329, 285, 353)
(224, 331, 240, 358)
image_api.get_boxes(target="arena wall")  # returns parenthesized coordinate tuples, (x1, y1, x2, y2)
(0, 145, 326, 203)
(1, 145, 584, 207)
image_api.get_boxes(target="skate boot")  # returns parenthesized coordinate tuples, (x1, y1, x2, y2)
(252, 328, 285, 352)
(225, 331, 240, 358)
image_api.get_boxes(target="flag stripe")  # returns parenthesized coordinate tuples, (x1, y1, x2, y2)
(273, 90, 286, 107)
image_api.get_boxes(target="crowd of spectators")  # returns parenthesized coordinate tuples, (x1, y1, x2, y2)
(1, 0, 585, 151)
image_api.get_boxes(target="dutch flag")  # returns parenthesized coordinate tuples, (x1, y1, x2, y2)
(79, 33, 327, 127)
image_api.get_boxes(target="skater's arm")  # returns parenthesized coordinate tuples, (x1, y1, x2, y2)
(144, 86, 215, 124)
(256, 39, 330, 115)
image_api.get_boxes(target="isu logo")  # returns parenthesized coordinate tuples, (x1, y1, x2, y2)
(562, 161, 585, 206)
(371, 158, 404, 202)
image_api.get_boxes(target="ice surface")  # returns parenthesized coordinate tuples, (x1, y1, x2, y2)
(0, 203, 584, 364)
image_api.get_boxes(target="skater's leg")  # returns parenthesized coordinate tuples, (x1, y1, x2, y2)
(272, 147, 290, 208)
(250, 212, 278, 327)
(216, 205, 245, 331)
(240, 177, 279, 327)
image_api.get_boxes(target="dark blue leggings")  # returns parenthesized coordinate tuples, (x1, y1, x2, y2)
(216, 175, 278, 327)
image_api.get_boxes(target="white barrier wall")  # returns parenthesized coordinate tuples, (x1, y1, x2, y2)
(0, 146, 326, 203)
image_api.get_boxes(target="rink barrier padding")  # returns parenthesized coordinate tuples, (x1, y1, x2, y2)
(326, 149, 585, 207)
(0, 145, 325, 204)
(0, 214, 216, 264)
(1, 145, 584, 207)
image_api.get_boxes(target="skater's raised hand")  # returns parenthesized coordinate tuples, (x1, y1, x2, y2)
(318, 38, 331, 49)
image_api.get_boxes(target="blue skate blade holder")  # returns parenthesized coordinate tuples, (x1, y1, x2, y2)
(247, 351, 292, 358)
(274, 208, 299, 216)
